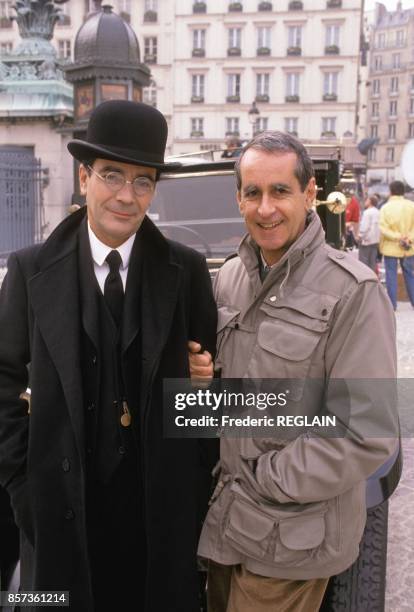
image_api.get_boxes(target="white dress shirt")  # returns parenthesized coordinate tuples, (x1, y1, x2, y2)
(87, 221, 135, 293)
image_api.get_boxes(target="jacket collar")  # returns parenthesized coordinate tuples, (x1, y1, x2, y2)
(238, 209, 325, 283)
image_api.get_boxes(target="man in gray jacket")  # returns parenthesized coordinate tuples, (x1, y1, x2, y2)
(198, 132, 397, 612)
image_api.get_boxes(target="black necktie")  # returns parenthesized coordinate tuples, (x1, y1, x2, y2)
(104, 250, 124, 327)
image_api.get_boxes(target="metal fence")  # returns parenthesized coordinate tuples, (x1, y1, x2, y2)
(0, 147, 45, 261)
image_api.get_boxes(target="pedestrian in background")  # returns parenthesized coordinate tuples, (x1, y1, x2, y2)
(345, 190, 360, 249)
(359, 195, 380, 273)
(379, 180, 414, 310)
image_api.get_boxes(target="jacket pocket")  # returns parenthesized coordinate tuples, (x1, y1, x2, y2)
(223, 481, 327, 567)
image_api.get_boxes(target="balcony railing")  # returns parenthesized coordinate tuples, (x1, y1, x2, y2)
(229, 2, 243, 11)
(321, 130, 337, 138)
(255, 94, 270, 102)
(325, 44, 339, 55)
(191, 95, 204, 103)
(144, 54, 157, 64)
(227, 47, 241, 56)
(257, 46, 271, 56)
(323, 93, 338, 101)
(327, 0, 341, 7)
(285, 94, 299, 102)
(226, 94, 240, 102)
(287, 46, 301, 56)
(193, 1, 207, 13)
(288, 1, 303, 9)
(57, 14, 71, 26)
(192, 48, 205, 57)
(0, 17, 12, 28)
(225, 130, 240, 137)
(258, 1, 272, 9)
(144, 10, 157, 22)
(190, 130, 204, 138)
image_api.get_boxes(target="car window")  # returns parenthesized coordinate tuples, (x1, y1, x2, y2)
(149, 173, 245, 258)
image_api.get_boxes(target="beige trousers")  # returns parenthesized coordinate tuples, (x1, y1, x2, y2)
(208, 561, 329, 612)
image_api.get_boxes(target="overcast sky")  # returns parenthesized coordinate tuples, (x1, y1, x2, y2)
(365, 0, 414, 10)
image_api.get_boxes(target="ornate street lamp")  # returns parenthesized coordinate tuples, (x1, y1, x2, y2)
(248, 101, 260, 138)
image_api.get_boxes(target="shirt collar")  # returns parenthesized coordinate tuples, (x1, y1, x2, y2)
(87, 221, 135, 270)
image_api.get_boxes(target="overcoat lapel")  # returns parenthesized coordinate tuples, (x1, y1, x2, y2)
(78, 219, 100, 351)
(121, 230, 143, 355)
(139, 218, 182, 405)
(29, 208, 87, 462)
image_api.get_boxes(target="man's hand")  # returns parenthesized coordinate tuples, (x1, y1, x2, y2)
(188, 340, 213, 383)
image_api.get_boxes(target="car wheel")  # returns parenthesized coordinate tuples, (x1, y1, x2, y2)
(320, 502, 388, 612)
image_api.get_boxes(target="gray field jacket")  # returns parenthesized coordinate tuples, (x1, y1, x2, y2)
(198, 211, 398, 579)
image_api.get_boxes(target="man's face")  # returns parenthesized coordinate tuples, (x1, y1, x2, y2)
(237, 149, 315, 266)
(79, 158, 157, 248)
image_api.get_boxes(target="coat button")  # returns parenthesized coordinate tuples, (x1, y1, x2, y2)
(92, 355, 97, 365)
(62, 458, 70, 472)
(269, 295, 277, 302)
(321, 308, 328, 316)
(335, 253, 345, 259)
(118, 446, 125, 455)
(87, 402, 95, 412)
(64, 508, 74, 520)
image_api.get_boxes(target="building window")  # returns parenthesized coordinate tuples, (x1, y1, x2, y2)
(321, 117, 336, 136)
(192, 74, 205, 101)
(119, 0, 132, 10)
(371, 102, 379, 117)
(396, 30, 404, 46)
(143, 79, 157, 107)
(370, 124, 378, 138)
(368, 147, 376, 162)
(390, 76, 398, 93)
(392, 53, 400, 69)
(325, 24, 340, 46)
(410, 98, 414, 114)
(227, 73, 241, 101)
(57, 39, 71, 60)
(144, 0, 157, 21)
(372, 79, 380, 95)
(389, 100, 397, 117)
(144, 36, 157, 63)
(0, 0, 12, 26)
(377, 33, 385, 48)
(409, 123, 414, 138)
(257, 26, 271, 52)
(193, 29, 206, 53)
(256, 73, 270, 100)
(285, 117, 298, 136)
(286, 72, 300, 97)
(386, 147, 395, 163)
(228, 27, 241, 50)
(388, 124, 396, 139)
(323, 72, 338, 97)
(190, 117, 204, 137)
(0, 41, 12, 53)
(226, 117, 240, 135)
(374, 55, 382, 70)
(255, 117, 268, 133)
(287, 25, 302, 48)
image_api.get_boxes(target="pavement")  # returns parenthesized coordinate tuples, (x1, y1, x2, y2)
(385, 301, 414, 612)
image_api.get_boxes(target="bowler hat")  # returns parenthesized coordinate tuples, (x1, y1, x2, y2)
(67, 100, 168, 170)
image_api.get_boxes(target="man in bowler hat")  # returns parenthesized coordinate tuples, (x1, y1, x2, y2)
(0, 100, 218, 611)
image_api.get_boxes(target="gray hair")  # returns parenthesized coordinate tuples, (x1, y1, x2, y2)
(234, 131, 314, 192)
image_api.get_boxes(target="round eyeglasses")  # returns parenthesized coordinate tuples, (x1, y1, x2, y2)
(87, 165, 155, 196)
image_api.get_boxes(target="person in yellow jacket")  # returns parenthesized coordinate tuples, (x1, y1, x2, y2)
(379, 180, 414, 309)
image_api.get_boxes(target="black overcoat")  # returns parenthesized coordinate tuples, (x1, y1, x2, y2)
(0, 207, 218, 611)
